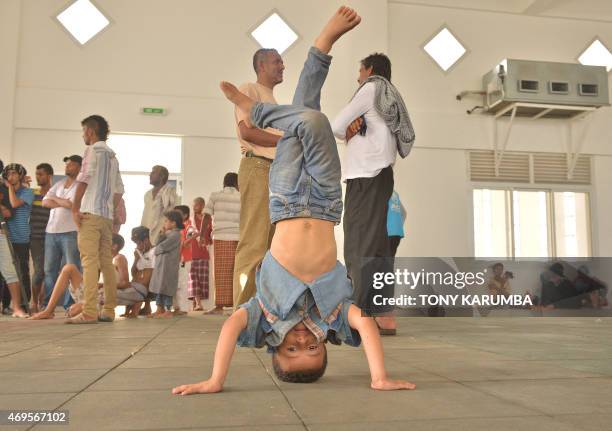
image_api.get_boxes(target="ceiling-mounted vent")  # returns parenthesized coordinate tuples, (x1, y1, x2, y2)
(469, 151, 530, 182)
(578, 83, 598, 96)
(533, 153, 591, 184)
(518, 79, 539, 93)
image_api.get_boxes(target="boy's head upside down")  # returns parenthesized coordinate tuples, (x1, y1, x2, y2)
(272, 322, 328, 383)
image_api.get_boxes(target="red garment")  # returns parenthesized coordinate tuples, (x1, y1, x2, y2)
(188, 214, 211, 261)
(180, 219, 194, 262)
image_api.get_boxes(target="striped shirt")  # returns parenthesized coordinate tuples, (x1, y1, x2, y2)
(7, 186, 34, 244)
(30, 187, 51, 240)
(204, 187, 241, 241)
(77, 141, 124, 220)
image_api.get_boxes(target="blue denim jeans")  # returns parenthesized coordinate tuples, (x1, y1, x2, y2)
(43, 231, 81, 308)
(156, 293, 173, 309)
(251, 47, 343, 224)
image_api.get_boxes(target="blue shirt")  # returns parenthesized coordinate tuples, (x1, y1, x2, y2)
(387, 191, 405, 238)
(237, 251, 361, 351)
(7, 187, 34, 244)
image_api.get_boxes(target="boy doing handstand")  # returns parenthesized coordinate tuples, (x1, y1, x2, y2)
(173, 6, 415, 395)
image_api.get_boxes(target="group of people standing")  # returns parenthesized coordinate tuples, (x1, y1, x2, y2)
(1, 10, 411, 328)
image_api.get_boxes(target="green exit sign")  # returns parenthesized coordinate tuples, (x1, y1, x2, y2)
(141, 107, 166, 115)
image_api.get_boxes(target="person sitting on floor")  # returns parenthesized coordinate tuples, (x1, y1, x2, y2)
(122, 226, 156, 318)
(173, 7, 415, 395)
(30, 234, 133, 320)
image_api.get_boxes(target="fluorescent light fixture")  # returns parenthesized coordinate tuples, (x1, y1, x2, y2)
(56, 0, 110, 45)
(423, 27, 467, 72)
(578, 38, 612, 72)
(251, 12, 298, 54)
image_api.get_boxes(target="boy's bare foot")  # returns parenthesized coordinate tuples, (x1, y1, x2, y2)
(29, 310, 54, 320)
(12, 309, 28, 318)
(314, 6, 361, 54)
(371, 378, 416, 391)
(220, 81, 256, 126)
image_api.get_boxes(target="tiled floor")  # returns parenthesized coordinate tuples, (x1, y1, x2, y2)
(1, 313, 611, 430)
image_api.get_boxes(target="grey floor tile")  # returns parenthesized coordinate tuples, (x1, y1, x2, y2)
(60, 389, 301, 430)
(466, 378, 612, 415)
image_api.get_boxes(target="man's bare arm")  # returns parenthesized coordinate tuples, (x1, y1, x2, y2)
(238, 121, 281, 148)
(172, 308, 248, 395)
(71, 182, 88, 228)
(347, 304, 416, 391)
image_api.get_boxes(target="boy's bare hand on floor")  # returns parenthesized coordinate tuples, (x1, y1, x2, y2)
(371, 378, 416, 391)
(172, 379, 223, 395)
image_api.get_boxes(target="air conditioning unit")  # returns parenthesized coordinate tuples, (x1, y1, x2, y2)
(483, 59, 609, 118)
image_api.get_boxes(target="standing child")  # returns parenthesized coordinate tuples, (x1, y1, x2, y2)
(174, 205, 193, 315)
(149, 210, 183, 319)
(189, 198, 212, 311)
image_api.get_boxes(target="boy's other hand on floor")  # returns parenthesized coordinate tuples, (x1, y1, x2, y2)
(172, 379, 223, 395)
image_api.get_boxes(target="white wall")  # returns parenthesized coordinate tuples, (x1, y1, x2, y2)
(5, 0, 612, 257)
(0, 0, 21, 160)
(388, 2, 612, 256)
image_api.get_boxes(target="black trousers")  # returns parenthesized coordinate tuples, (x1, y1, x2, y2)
(343, 166, 394, 314)
(12, 243, 31, 303)
(389, 236, 402, 257)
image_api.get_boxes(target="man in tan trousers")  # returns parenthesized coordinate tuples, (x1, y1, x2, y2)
(68, 115, 124, 323)
(232, 49, 284, 307)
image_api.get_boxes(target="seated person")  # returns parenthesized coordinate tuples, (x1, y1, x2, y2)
(173, 7, 415, 395)
(30, 234, 134, 319)
(541, 263, 581, 310)
(574, 265, 608, 309)
(487, 263, 511, 297)
(122, 226, 155, 318)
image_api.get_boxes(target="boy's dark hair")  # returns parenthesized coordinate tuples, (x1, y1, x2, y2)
(253, 48, 278, 74)
(36, 163, 54, 176)
(361, 53, 392, 82)
(271, 347, 328, 383)
(223, 172, 238, 189)
(131, 226, 150, 243)
(164, 210, 185, 230)
(112, 234, 125, 251)
(81, 115, 110, 141)
(174, 205, 190, 218)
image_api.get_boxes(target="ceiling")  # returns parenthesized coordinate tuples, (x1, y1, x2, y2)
(390, 0, 612, 23)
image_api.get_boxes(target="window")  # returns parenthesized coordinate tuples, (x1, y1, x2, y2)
(553, 192, 591, 257)
(107, 134, 182, 267)
(251, 12, 298, 54)
(422, 26, 467, 72)
(578, 38, 612, 72)
(56, 0, 110, 45)
(473, 189, 591, 258)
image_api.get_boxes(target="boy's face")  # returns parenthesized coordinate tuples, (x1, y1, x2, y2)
(6, 170, 20, 187)
(275, 322, 326, 372)
(163, 218, 175, 231)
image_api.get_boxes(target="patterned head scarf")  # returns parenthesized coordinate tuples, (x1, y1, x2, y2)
(2, 163, 27, 180)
